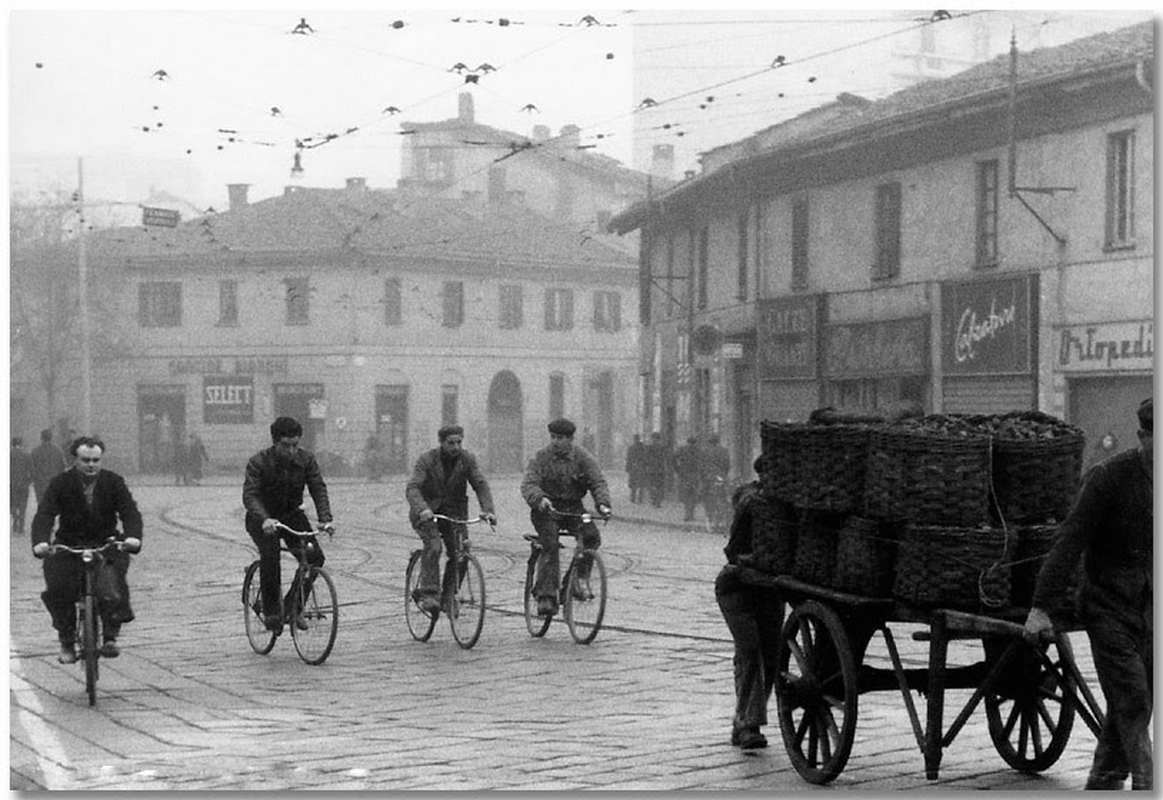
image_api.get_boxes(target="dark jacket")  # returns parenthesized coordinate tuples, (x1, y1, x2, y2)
(1032, 448, 1152, 616)
(10, 449, 33, 492)
(405, 448, 494, 526)
(242, 446, 332, 533)
(31, 467, 143, 547)
(521, 445, 611, 509)
(30, 441, 68, 483)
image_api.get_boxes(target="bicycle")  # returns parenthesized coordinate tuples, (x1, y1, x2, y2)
(38, 538, 140, 706)
(404, 514, 491, 649)
(523, 508, 608, 644)
(241, 522, 338, 665)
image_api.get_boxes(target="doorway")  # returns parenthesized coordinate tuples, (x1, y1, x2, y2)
(487, 371, 523, 473)
(138, 386, 186, 474)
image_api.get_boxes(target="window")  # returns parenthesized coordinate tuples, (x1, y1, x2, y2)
(1106, 130, 1135, 248)
(975, 160, 999, 268)
(417, 147, 454, 183)
(139, 281, 181, 327)
(218, 280, 238, 326)
(384, 278, 402, 326)
(696, 228, 709, 309)
(499, 284, 523, 329)
(791, 196, 810, 290)
(544, 288, 574, 331)
(549, 374, 565, 419)
(441, 385, 458, 427)
(593, 291, 622, 332)
(873, 182, 902, 279)
(284, 277, 309, 325)
(442, 281, 464, 328)
(736, 210, 749, 300)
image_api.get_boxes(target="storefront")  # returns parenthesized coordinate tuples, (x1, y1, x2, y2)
(940, 274, 1037, 414)
(756, 295, 822, 424)
(1055, 319, 1153, 469)
(822, 314, 929, 415)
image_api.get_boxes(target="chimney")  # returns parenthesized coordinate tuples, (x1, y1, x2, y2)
(559, 124, 580, 149)
(532, 124, 550, 142)
(227, 183, 250, 210)
(345, 177, 367, 191)
(458, 92, 474, 124)
(650, 144, 675, 181)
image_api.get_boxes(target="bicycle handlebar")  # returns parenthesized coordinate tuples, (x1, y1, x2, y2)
(548, 508, 610, 524)
(42, 539, 138, 558)
(272, 521, 333, 538)
(431, 513, 493, 527)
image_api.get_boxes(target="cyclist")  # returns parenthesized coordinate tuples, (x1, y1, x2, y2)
(243, 417, 335, 632)
(30, 436, 143, 663)
(520, 418, 611, 618)
(405, 425, 496, 615)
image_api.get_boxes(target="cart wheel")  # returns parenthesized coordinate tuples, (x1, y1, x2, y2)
(774, 600, 858, 785)
(984, 637, 1075, 773)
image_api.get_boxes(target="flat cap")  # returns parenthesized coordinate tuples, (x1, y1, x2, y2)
(438, 424, 464, 441)
(547, 417, 576, 437)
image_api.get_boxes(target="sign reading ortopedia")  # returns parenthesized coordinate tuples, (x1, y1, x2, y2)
(142, 206, 181, 228)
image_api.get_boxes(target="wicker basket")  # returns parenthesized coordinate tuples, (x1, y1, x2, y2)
(750, 496, 798, 576)
(760, 421, 873, 513)
(864, 427, 992, 526)
(791, 510, 843, 588)
(893, 523, 1011, 610)
(1009, 523, 1082, 610)
(833, 516, 900, 597)
(990, 414, 1085, 523)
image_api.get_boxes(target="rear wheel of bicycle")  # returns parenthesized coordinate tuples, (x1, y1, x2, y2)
(564, 550, 607, 644)
(81, 594, 99, 706)
(242, 561, 277, 655)
(405, 550, 438, 642)
(448, 554, 486, 650)
(291, 567, 338, 665)
(523, 551, 552, 638)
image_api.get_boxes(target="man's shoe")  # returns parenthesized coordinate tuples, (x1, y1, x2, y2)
(571, 580, 591, 601)
(264, 614, 284, 632)
(418, 595, 441, 616)
(99, 640, 120, 658)
(58, 642, 78, 664)
(537, 596, 557, 618)
(738, 731, 767, 750)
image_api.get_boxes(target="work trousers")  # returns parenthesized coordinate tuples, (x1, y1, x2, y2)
(42, 549, 133, 640)
(529, 504, 601, 600)
(715, 566, 784, 735)
(248, 511, 325, 618)
(415, 518, 464, 600)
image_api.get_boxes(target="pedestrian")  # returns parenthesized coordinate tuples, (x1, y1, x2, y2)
(581, 427, 597, 457)
(29, 428, 68, 508)
(699, 433, 732, 523)
(187, 433, 209, 485)
(673, 436, 701, 521)
(404, 425, 496, 614)
(10, 437, 34, 534)
(520, 418, 612, 618)
(643, 432, 668, 508)
(1024, 397, 1153, 790)
(625, 433, 647, 504)
(243, 417, 336, 632)
(715, 458, 783, 750)
(365, 433, 384, 481)
(173, 435, 189, 485)
(30, 436, 143, 663)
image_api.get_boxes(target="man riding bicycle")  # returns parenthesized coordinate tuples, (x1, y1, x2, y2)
(243, 417, 335, 632)
(405, 425, 496, 615)
(520, 418, 611, 618)
(31, 436, 142, 663)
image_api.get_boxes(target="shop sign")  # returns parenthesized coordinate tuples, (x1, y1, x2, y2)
(1056, 320, 1153, 372)
(942, 276, 1031, 375)
(203, 375, 254, 424)
(756, 295, 819, 378)
(824, 317, 928, 377)
(169, 356, 289, 376)
(721, 342, 744, 359)
(308, 398, 329, 419)
(274, 382, 324, 397)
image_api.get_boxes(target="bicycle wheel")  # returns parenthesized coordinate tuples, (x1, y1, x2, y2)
(448, 553, 486, 650)
(81, 594, 99, 706)
(404, 550, 438, 642)
(524, 549, 551, 637)
(242, 561, 277, 655)
(564, 550, 607, 644)
(291, 567, 338, 665)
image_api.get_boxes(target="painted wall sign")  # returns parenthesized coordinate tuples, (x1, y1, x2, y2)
(941, 275, 1032, 375)
(824, 317, 928, 377)
(169, 356, 289, 376)
(756, 295, 819, 379)
(203, 375, 255, 424)
(1056, 320, 1154, 372)
(274, 382, 325, 398)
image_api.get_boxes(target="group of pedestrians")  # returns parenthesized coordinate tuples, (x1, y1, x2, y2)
(173, 432, 209, 486)
(10, 428, 70, 535)
(625, 432, 731, 521)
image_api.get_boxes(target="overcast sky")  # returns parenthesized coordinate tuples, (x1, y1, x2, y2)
(7, 4, 1155, 211)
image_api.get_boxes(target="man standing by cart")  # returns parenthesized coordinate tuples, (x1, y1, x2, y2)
(1024, 397, 1153, 790)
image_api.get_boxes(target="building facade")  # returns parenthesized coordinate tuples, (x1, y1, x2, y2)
(612, 22, 1154, 476)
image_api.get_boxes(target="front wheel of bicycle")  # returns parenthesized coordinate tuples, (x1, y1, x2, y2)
(242, 561, 277, 655)
(523, 551, 552, 638)
(564, 550, 607, 645)
(81, 593, 99, 706)
(405, 550, 438, 642)
(448, 553, 486, 650)
(291, 567, 338, 665)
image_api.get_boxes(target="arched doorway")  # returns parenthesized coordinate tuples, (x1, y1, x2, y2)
(487, 371, 523, 473)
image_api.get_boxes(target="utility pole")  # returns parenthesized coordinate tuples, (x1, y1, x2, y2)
(77, 157, 92, 432)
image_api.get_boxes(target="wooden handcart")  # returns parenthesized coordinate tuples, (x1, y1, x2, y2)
(738, 568, 1105, 785)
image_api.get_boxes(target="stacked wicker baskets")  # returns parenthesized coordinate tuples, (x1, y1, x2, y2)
(750, 409, 1085, 611)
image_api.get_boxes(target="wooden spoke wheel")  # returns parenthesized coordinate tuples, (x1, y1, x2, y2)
(984, 636, 1075, 772)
